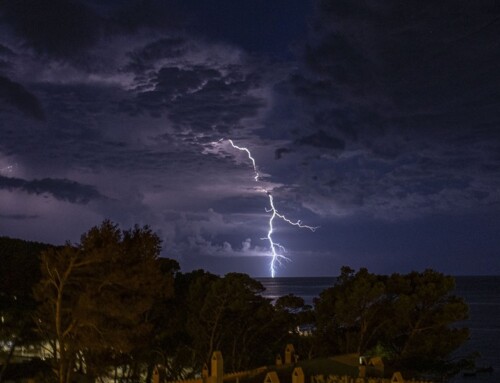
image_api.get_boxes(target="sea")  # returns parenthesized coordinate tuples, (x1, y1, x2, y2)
(257, 276, 500, 383)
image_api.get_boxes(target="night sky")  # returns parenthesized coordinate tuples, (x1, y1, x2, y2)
(1, 0, 499, 277)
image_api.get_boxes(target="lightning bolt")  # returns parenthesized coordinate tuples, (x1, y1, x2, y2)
(224, 139, 318, 278)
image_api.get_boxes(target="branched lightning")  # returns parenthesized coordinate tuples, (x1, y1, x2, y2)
(227, 139, 259, 181)
(225, 139, 318, 278)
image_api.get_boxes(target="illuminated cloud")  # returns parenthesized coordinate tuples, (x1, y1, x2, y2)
(0, 0, 499, 275)
(0, 175, 105, 204)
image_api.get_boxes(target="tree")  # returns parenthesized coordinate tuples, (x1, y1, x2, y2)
(314, 267, 388, 355)
(185, 273, 288, 372)
(139, 258, 180, 383)
(34, 221, 169, 383)
(384, 270, 469, 368)
(0, 237, 53, 383)
(0, 237, 53, 297)
(274, 294, 315, 359)
(0, 294, 42, 383)
(274, 293, 310, 337)
(314, 267, 469, 375)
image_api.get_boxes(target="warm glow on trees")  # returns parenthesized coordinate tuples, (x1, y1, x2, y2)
(34, 220, 169, 383)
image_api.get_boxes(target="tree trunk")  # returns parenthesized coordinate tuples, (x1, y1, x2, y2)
(0, 338, 17, 383)
(145, 362, 154, 383)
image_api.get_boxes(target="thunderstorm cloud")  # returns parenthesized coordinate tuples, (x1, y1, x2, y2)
(0, 0, 499, 276)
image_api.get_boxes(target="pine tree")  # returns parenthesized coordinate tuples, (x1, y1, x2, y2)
(34, 220, 169, 383)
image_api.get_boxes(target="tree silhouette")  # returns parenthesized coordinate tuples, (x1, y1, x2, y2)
(34, 220, 169, 383)
(314, 267, 469, 373)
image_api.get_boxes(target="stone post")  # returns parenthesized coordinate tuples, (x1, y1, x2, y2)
(276, 354, 283, 367)
(292, 367, 305, 383)
(211, 351, 223, 383)
(285, 344, 295, 365)
(391, 372, 404, 383)
(264, 371, 280, 383)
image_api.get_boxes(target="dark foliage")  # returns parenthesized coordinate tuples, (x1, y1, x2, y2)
(1, 232, 470, 382)
(0, 236, 55, 297)
(314, 267, 469, 375)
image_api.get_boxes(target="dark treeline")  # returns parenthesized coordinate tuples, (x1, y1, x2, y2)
(0, 221, 470, 383)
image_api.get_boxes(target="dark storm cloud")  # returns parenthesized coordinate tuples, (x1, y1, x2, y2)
(125, 38, 189, 73)
(298, 0, 500, 148)
(1, 0, 103, 59)
(286, 0, 500, 219)
(295, 130, 345, 150)
(0, 44, 13, 55)
(0, 175, 105, 204)
(0, 213, 38, 220)
(165, 77, 265, 134)
(0, 75, 44, 120)
(1, 0, 499, 276)
(299, 142, 500, 219)
(0, 43, 15, 61)
(275, 148, 292, 160)
(102, 0, 184, 32)
(155, 66, 219, 95)
(0, 0, 278, 268)
(124, 50, 267, 135)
